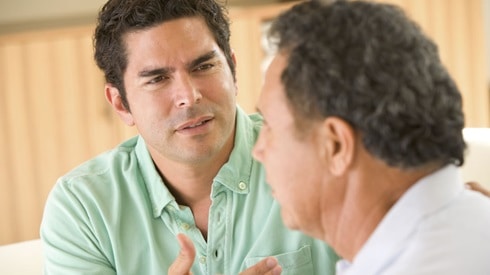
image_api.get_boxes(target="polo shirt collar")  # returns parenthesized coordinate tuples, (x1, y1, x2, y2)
(212, 106, 254, 195)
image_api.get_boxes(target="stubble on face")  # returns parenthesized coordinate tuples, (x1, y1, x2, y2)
(121, 17, 237, 166)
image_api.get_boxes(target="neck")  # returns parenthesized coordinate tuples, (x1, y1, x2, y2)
(155, 139, 234, 207)
(324, 149, 442, 261)
(149, 131, 235, 239)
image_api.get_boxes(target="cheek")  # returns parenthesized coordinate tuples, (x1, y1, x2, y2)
(203, 73, 237, 102)
(266, 146, 309, 192)
(130, 97, 174, 135)
(131, 98, 163, 123)
(280, 169, 323, 230)
(272, 146, 321, 194)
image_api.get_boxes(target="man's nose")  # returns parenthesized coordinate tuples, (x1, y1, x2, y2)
(174, 74, 202, 108)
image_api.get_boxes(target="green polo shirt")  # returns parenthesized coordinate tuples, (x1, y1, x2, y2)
(41, 107, 339, 274)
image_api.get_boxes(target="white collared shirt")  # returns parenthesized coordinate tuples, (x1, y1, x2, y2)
(337, 165, 490, 275)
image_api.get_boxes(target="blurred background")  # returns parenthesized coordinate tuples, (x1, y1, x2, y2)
(0, 0, 489, 246)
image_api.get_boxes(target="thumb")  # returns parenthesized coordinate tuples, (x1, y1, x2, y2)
(240, 257, 282, 275)
(168, 233, 196, 275)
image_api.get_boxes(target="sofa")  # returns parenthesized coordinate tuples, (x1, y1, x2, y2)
(0, 239, 43, 274)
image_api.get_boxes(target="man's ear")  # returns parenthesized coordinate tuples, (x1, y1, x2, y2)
(229, 50, 239, 95)
(105, 84, 135, 126)
(320, 117, 356, 176)
(231, 50, 237, 68)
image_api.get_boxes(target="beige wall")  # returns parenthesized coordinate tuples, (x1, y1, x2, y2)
(0, 1, 295, 35)
(0, 0, 105, 25)
(0, 0, 280, 24)
(485, 0, 490, 81)
(1, 0, 489, 84)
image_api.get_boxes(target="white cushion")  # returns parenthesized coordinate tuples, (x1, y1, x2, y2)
(0, 239, 43, 274)
(460, 128, 490, 189)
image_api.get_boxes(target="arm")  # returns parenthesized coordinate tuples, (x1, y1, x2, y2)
(466, 181, 490, 197)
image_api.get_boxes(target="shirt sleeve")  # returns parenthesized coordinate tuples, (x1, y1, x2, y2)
(40, 178, 116, 274)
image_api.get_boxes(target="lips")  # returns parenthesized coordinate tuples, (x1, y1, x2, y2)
(186, 120, 207, 128)
(176, 116, 213, 131)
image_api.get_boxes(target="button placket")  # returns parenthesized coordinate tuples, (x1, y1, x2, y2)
(207, 190, 228, 274)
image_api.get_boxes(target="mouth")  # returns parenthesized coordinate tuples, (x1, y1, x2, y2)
(176, 116, 214, 132)
(187, 119, 210, 128)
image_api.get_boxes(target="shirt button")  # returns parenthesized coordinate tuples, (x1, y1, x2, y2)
(238, 182, 247, 190)
(199, 256, 206, 264)
(181, 223, 190, 230)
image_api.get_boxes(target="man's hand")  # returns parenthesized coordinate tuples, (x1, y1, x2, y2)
(239, 257, 282, 275)
(168, 233, 282, 275)
(466, 181, 490, 197)
(168, 234, 196, 275)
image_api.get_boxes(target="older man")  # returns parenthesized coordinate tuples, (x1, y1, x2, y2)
(252, 0, 490, 274)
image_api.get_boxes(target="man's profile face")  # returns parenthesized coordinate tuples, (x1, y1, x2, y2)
(253, 53, 328, 237)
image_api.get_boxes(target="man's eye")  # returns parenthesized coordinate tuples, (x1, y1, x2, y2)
(148, 75, 165, 84)
(195, 63, 214, 71)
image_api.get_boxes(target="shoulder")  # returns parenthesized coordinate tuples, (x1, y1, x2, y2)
(42, 135, 151, 235)
(392, 191, 490, 273)
(53, 136, 141, 197)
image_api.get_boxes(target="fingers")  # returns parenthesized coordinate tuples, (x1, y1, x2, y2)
(168, 234, 282, 275)
(239, 257, 282, 275)
(465, 181, 490, 197)
(168, 233, 196, 275)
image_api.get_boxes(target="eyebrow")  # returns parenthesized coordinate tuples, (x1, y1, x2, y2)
(137, 50, 218, 78)
(188, 50, 218, 69)
(138, 67, 171, 78)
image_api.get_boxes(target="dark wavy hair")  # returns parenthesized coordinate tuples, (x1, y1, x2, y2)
(93, 0, 235, 111)
(269, 0, 466, 168)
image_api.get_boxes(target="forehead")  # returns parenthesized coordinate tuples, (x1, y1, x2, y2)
(260, 53, 286, 105)
(123, 16, 218, 63)
(259, 53, 296, 124)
